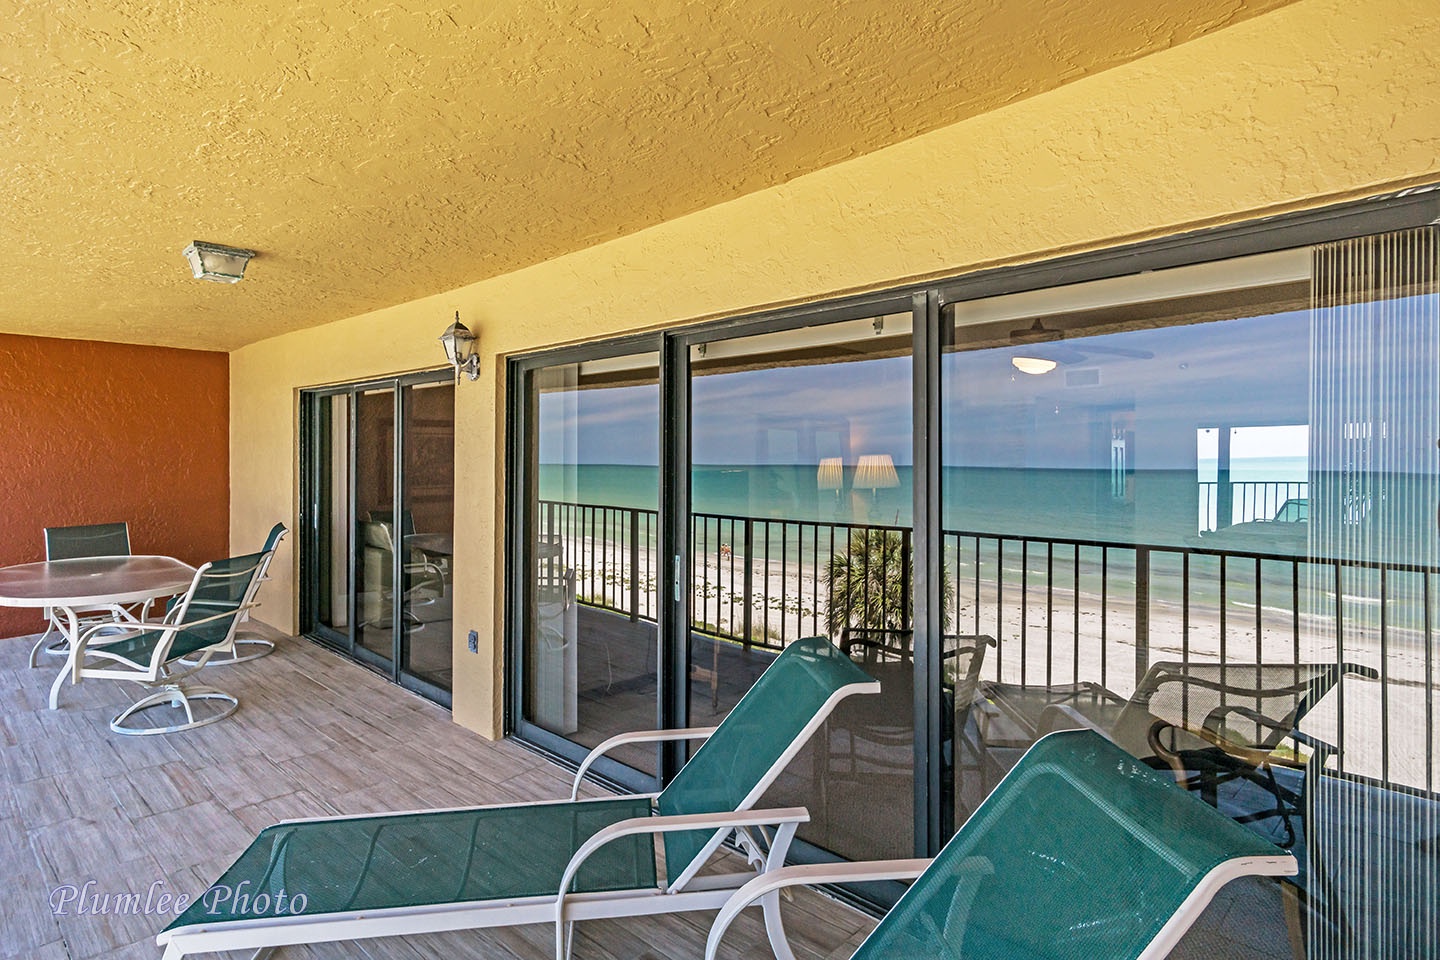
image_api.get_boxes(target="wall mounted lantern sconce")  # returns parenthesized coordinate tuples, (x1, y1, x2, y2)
(182, 240, 257, 283)
(439, 312, 480, 381)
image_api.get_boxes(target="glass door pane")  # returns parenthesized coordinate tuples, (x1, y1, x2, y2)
(521, 351, 661, 776)
(400, 381, 455, 692)
(688, 311, 915, 863)
(313, 393, 352, 643)
(355, 386, 397, 669)
(935, 237, 1439, 957)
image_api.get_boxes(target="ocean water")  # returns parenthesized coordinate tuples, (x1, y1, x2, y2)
(538, 460, 1428, 558)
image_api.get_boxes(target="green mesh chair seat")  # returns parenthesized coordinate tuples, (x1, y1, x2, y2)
(853, 730, 1295, 960)
(167, 797, 656, 931)
(91, 626, 220, 666)
(656, 636, 877, 884)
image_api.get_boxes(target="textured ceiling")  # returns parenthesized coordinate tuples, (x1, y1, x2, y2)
(0, 0, 1297, 352)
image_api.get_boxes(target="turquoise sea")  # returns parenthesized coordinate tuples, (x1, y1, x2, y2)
(539, 459, 1318, 550)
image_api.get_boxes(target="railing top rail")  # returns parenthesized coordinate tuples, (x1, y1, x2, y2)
(538, 498, 1439, 575)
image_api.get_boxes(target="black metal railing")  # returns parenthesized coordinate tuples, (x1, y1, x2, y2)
(1198, 480, 1309, 531)
(536, 498, 1436, 794)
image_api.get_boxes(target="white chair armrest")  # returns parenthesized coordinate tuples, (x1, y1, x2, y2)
(1036, 702, 1122, 739)
(704, 858, 931, 960)
(570, 726, 719, 799)
(556, 806, 812, 917)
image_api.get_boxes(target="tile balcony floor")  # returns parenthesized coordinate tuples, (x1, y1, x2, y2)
(0, 624, 873, 960)
(1, 620, 1298, 960)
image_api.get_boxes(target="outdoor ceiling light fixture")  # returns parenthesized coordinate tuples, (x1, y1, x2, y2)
(1011, 356, 1058, 376)
(182, 240, 257, 283)
(439, 312, 480, 381)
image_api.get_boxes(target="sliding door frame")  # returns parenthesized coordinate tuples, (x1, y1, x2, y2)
(503, 187, 1440, 876)
(299, 368, 456, 708)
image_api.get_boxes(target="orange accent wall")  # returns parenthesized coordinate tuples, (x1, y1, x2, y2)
(0, 334, 229, 638)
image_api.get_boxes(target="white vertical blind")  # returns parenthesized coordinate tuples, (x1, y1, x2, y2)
(1308, 226, 1438, 959)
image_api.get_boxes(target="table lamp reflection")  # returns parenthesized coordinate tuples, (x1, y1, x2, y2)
(817, 457, 844, 507)
(855, 454, 899, 502)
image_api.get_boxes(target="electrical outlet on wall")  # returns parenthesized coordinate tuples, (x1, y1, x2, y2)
(467, 630, 479, 654)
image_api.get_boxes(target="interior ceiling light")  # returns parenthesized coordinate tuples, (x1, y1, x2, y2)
(182, 241, 257, 283)
(1012, 356, 1058, 376)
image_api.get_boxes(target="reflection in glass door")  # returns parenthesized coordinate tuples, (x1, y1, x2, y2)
(514, 349, 661, 785)
(301, 372, 455, 705)
(686, 310, 916, 864)
(400, 381, 456, 690)
(313, 393, 351, 638)
(355, 386, 397, 669)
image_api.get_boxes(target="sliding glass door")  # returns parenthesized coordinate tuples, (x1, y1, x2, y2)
(510, 346, 662, 788)
(685, 308, 916, 863)
(506, 204, 1440, 951)
(301, 370, 456, 705)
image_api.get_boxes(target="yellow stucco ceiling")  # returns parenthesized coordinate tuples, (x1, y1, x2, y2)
(1, 1, 1298, 352)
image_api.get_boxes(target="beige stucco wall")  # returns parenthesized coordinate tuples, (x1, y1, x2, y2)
(230, 0, 1440, 738)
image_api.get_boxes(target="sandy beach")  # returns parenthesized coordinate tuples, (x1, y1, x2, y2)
(550, 530, 1437, 793)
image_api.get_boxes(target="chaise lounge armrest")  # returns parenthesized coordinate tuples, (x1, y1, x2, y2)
(704, 858, 932, 960)
(570, 726, 719, 799)
(557, 806, 813, 960)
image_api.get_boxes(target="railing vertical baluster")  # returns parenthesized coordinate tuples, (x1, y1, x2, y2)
(1100, 546, 1108, 691)
(1134, 546, 1150, 688)
(780, 523, 789, 646)
(762, 521, 772, 644)
(1254, 557, 1263, 658)
(1335, 560, 1346, 775)
(748, 515, 760, 650)
(629, 508, 639, 621)
(900, 527, 912, 633)
(1219, 554, 1228, 690)
(1291, 558, 1300, 665)
(1426, 572, 1434, 794)
(1020, 541, 1028, 689)
(1380, 565, 1390, 785)
(1072, 544, 1081, 685)
(1045, 542, 1054, 689)
(811, 524, 820, 637)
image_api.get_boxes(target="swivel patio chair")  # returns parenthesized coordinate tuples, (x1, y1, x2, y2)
(155, 636, 880, 960)
(70, 551, 265, 736)
(1013, 660, 1379, 953)
(30, 520, 135, 667)
(179, 523, 287, 665)
(828, 629, 995, 829)
(358, 519, 444, 627)
(706, 729, 1298, 960)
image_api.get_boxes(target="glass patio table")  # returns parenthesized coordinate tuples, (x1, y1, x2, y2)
(0, 555, 196, 709)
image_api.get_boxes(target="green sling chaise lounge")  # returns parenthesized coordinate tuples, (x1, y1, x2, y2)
(157, 635, 879, 959)
(706, 729, 1298, 960)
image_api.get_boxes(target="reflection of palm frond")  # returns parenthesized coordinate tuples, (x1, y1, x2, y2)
(823, 530, 949, 634)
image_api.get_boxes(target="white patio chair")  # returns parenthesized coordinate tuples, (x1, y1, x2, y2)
(71, 552, 265, 735)
(29, 520, 135, 667)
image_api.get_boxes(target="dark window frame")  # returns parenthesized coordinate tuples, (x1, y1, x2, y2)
(503, 186, 1440, 883)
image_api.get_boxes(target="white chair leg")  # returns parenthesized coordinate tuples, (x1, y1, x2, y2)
(761, 889, 799, 960)
(29, 613, 58, 668)
(177, 634, 275, 667)
(29, 630, 54, 669)
(111, 684, 238, 736)
(554, 917, 575, 960)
